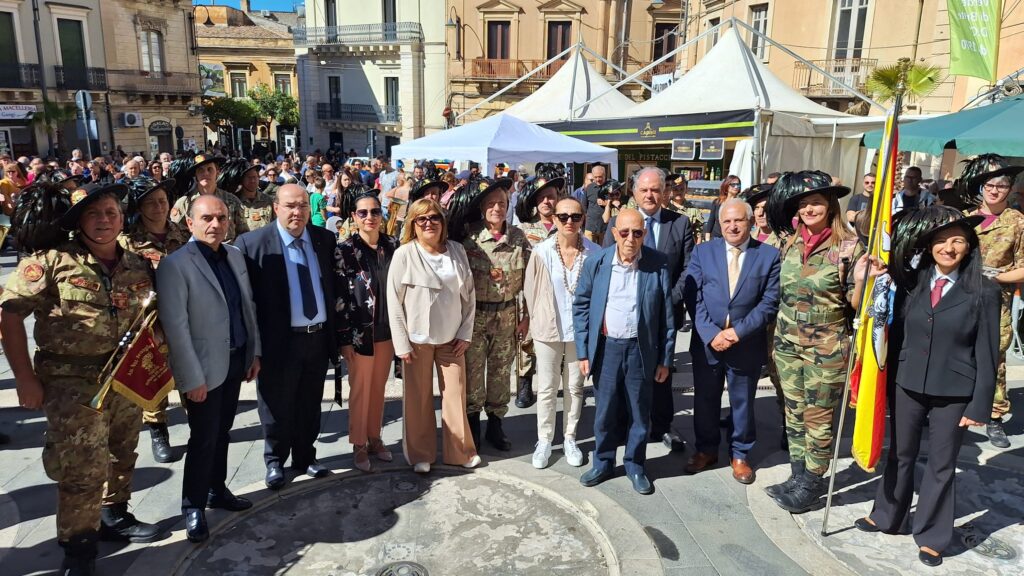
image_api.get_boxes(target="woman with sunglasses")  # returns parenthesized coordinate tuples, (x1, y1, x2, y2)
(705, 175, 742, 241)
(523, 197, 600, 468)
(336, 193, 400, 472)
(149, 162, 164, 182)
(387, 198, 480, 473)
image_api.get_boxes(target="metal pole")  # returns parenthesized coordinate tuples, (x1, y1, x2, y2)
(567, 45, 582, 121)
(31, 0, 53, 155)
(456, 44, 575, 120)
(752, 107, 762, 184)
(579, 45, 654, 92)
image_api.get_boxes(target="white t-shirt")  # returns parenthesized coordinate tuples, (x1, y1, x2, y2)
(409, 243, 461, 345)
(538, 236, 602, 342)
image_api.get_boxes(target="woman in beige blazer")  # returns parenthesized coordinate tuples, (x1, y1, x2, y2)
(387, 198, 481, 472)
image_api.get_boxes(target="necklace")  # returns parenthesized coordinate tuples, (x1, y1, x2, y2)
(555, 235, 584, 295)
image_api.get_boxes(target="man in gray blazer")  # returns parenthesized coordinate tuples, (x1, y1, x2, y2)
(157, 195, 261, 544)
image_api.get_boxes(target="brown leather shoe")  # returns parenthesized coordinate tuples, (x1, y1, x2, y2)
(731, 458, 755, 484)
(684, 452, 719, 475)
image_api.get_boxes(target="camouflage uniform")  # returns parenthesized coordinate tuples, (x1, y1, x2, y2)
(169, 186, 249, 242)
(757, 231, 787, 408)
(237, 191, 275, 231)
(969, 207, 1024, 420)
(463, 222, 532, 416)
(0, 241, 154, 541)
(773, 234, 862, 476)
(118, 220, 191, 426)
(515, 219, 557, 378)
(668, 201, 705, 242)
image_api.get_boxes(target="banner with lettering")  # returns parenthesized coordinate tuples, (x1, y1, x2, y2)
(947, 0, 1003, 82)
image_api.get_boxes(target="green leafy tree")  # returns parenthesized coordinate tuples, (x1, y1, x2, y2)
(246, 83, 300, 140)
(30, 99, 77, 155)
(202, 96, 258, 131)
(865, 58, 945, 111)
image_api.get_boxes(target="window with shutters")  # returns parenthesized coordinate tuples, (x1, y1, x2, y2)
(547, 21, 571, 60)
(486, 21, 510, 59)
(231, 72, 247, 98)
(140, 30, 163, 75)
(749, 4, 769, 60)
(833, 0, 869, 59)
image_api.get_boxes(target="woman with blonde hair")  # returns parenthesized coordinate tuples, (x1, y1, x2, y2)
(387, 198, 480, 473)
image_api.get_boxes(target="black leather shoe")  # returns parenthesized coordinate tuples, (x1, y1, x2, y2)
(580, 467, 613, 487)
(987, 418, 1011, 449)
(485, 414, 512, 451)
(265, 463, 286, 490)
(148, 424, 176, 463)
(99, 502, 162, 543)
(208, 489, 252, 512)
(60, 532, 97, 576)
(662, 432, 686, 452)
(514, 376, 536, 408)
(918, 549, 942, 567)
(304, 460, 329, 478)
(184, 508, 209, 543)
(854, 517, 880, 533)
(627, 472, 653, 495)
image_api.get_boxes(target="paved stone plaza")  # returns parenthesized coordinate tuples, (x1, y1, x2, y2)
(1, 251, 1022, 576)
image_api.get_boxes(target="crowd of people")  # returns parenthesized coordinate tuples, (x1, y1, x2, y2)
(0, 146, 1020, 574)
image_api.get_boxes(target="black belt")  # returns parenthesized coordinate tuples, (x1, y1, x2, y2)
(291, 322, 325, 333)
(35, 350, 113, 366)
(476, 300, 516, 312)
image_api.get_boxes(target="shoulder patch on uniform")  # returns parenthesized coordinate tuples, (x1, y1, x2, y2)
(129, 280, 152, 292)
(69, 276, 101, 291)
(21, 263, 43, 282)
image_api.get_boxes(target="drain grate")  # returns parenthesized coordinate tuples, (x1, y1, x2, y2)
(375, 561, 429, 576)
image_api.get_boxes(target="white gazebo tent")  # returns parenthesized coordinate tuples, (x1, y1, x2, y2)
(500, 50, 636, 123)
(390, 113, 618, 176)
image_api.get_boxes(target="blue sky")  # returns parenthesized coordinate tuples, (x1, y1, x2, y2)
(193, 0, 297, 11)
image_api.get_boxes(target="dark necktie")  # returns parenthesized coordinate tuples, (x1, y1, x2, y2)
(294, 238, 318, 320)
(644, 216, 657, 249)
(930, 278, 948, 309)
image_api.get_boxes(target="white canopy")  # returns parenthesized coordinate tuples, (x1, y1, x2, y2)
(501, 51, 636, 123)
(390, 113, 618, 175)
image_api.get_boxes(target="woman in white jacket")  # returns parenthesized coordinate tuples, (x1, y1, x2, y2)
(387, 198, 481, 473)
(523, 197, 601, 468)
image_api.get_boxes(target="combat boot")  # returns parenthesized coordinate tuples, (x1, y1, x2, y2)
(60, 531, 97, 576)
(485, 413, 512, 451)
(765, 461, 804, 499)
(514, 376, 535, 409)
(99, 502, 163, 543)
(468, 412, 482, 450)
(148, 423, 175, 463)
(774, 469, 827, 514)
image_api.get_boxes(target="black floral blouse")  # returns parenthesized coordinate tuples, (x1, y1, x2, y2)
(334, 232, 399, 356)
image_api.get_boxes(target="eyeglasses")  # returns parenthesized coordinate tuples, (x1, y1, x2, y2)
(355, 208, 383, 219)
(555, 213, 584, 223)
(414, 214, 443, 226)
(728, 182, 742, 189)
(616, 228, 645, 239)
(983, 183, 1012, 192)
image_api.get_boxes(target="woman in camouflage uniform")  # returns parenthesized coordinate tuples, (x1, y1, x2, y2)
(765, 171, 863, 514)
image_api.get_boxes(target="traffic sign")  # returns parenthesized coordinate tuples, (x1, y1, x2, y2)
(75, 90, 92, 111)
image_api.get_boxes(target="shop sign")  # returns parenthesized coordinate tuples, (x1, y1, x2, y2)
(0, 104, 37, 121)
(148, 120, 173, 135)
(700, 138, 725, 160)
(671, 139, 696, 161)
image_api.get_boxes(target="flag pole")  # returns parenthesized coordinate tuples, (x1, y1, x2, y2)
(820, 62, 908, 536)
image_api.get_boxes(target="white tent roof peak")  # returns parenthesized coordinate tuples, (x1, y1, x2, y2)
(627, 27, 847, 118)
(500, 50, 636, 122)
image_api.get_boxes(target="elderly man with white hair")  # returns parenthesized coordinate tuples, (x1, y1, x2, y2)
(602, 166, 695, 451)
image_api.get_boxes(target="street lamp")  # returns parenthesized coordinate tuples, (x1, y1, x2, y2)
(446, 7, 462, 60)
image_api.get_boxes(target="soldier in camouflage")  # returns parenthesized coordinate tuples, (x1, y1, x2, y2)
(514, 173, 562, 408)
(169, 154, 249, 242)
(221, 159, 275, 231)
(766, 173, 863, 515)
(463, 179, 532, 451)
(667, 175, 705, 244)
(119, 176, 192, 463)
(0, 183, 164, 575)
(965, 161, 1024, 449)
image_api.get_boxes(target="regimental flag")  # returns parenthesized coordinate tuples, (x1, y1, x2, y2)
(108, 310, 175, 411)
(849, 102, 900, 473)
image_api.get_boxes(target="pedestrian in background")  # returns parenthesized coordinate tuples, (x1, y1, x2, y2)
(704, 175, 742, 241)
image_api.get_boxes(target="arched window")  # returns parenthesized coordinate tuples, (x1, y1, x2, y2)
(140, 30, 163, 75)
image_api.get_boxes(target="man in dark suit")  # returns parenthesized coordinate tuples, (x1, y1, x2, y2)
(682, 198, 781, 484)
(158, 195, 262, 542)
(604, 167, 694, 450)
(576, 209, 676, 495)
(235, 184, 338, 489)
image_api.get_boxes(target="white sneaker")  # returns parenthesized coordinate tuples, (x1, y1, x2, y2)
(413, 462, 431, 474)
(462, 454, 482, 469)
(564, 438, 584, 467)
(532, 440, 552, 469)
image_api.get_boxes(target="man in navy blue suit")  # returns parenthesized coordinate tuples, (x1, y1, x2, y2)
(683, 198, 781, 484)
(575, 209, 676, 495)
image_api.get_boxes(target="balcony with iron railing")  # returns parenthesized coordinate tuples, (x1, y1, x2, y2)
(294, 22, 423, 47)
(0, 64, 41, 89)
(642, 60, 679, 82)
(106, 69, 201, 96)
(317, 102, 401, 124)
(462, 58, 567, 81)
(793, 58, 878, 97)
(54, 66, 107, 91)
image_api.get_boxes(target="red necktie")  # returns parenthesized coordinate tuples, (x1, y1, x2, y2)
(930, 278, 948, 309)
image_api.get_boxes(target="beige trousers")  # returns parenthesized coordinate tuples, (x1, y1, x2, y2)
(534, 340, 585, 444)
(402, 341, 477, 466)
(348, 340, 394, 446)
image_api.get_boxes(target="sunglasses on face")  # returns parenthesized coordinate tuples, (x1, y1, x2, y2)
(414, 214, 443, 226)
(616, 228, 644, 239)
(728, 182, 741, 188)
(355, 208, 383, 218)
(555, 213, 584, 223)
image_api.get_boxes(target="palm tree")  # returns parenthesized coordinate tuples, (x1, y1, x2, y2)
(30, 99, 78, 156)
(865, 58, 945, 112)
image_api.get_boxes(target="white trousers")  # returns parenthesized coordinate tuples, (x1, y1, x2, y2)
(534, 340, 585, 443)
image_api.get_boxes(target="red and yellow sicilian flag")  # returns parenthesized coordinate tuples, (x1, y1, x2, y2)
(849, 103, 900, 473)
(110, 311, 176, 412)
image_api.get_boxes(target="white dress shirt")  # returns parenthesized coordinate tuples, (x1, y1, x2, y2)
(639, 207, 663, 249)
(725, 237, 751, 280)
(604, 249, 640, 339)
(930, 266, 959, 297)
(277, 221, 327, 327)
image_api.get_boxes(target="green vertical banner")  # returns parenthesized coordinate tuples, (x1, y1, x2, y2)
(947, 0, 1003, 82)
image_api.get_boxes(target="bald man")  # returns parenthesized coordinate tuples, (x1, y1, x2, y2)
(574, 208, 676, 495)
